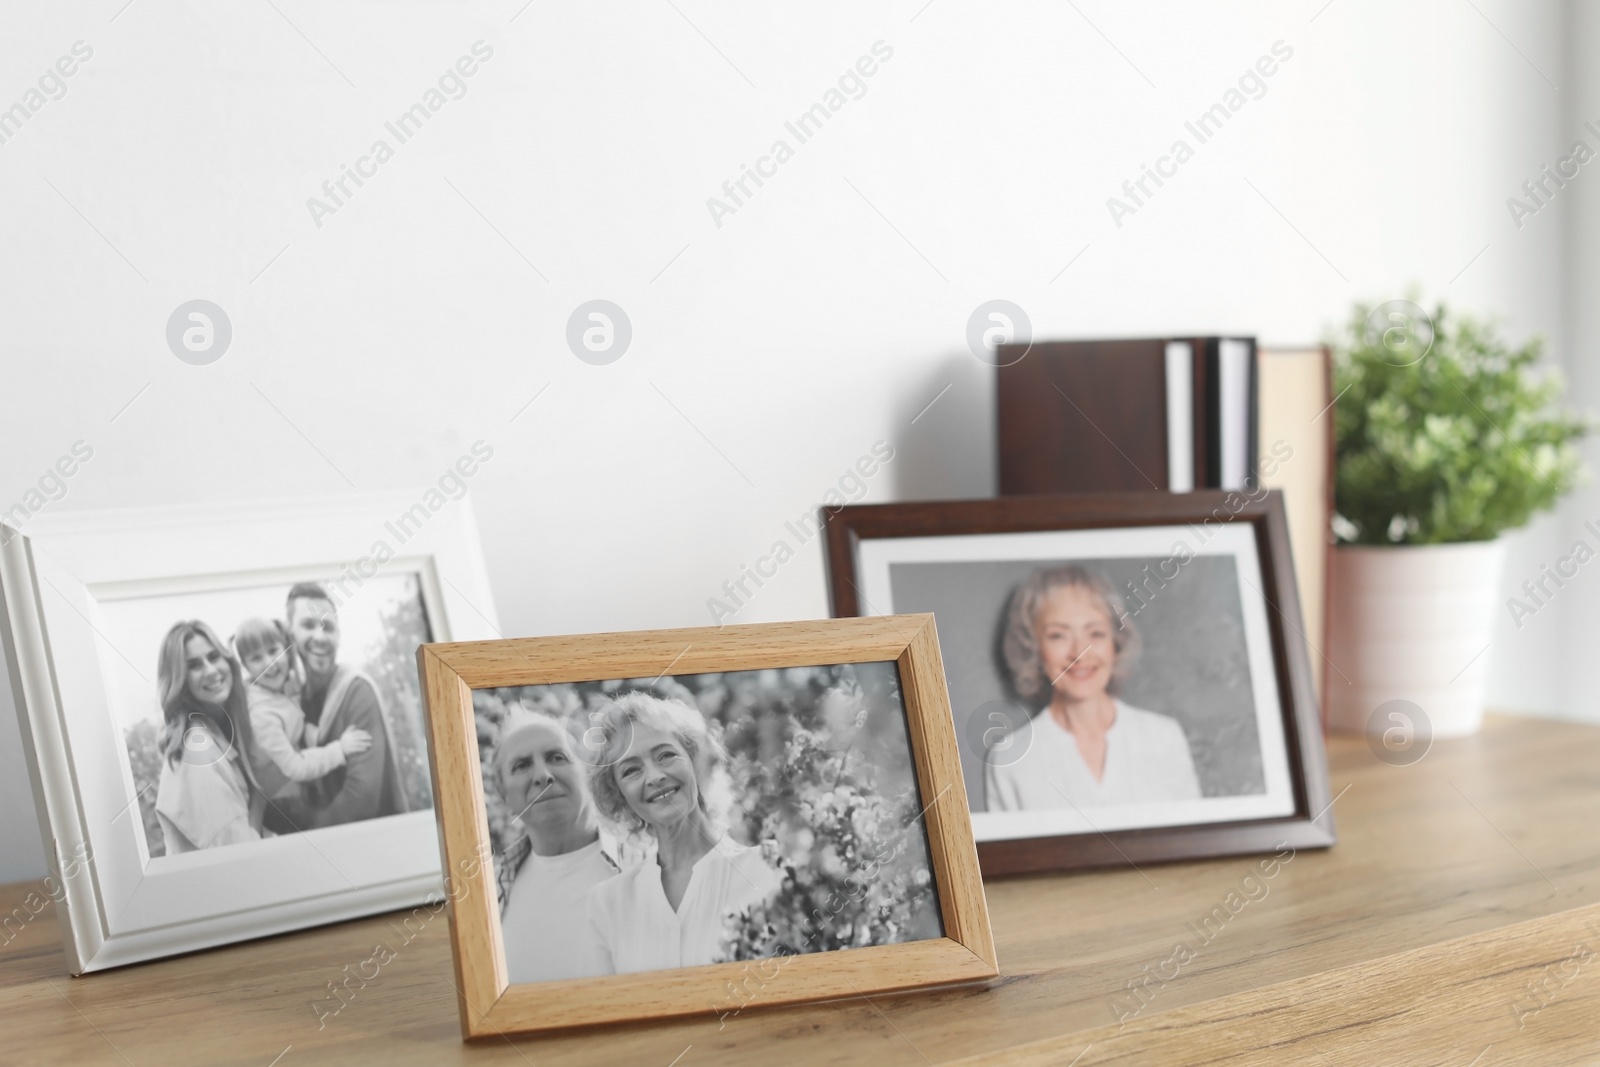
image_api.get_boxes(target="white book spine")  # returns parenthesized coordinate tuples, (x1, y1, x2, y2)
(1164, 342, 1194, 493)
(1219, 338, 1252, 490)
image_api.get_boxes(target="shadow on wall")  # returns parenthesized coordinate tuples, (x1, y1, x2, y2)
(887, 351, 996, 502)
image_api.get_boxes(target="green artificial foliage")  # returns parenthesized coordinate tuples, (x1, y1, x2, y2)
(1332, 301, 1589, 544)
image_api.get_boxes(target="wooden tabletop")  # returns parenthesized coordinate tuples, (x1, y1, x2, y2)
(5, 713, 1599, 1066)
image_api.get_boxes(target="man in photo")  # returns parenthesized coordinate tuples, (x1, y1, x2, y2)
(493, 707, 617, 983)
(284, 582, 409, 830)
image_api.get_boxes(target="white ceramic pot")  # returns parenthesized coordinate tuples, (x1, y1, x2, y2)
(1326, 540, 1506, 738)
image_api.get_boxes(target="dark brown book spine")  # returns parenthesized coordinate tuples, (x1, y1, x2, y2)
(996, 339, 1170, 494)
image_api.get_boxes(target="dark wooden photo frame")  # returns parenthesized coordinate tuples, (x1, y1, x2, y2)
(822, 491, 1335, 877)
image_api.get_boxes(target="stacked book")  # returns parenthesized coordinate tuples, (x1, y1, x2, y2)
(995, 337, 1334, 706)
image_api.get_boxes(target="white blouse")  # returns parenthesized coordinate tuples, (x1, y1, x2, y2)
(500, 839, 618, 984)
(985, 701, 1202, 811)
(154, 725, 264, 853)
(588, 835, 781, 974)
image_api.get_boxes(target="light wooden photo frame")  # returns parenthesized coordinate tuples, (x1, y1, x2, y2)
(419, 615, 997, 1039)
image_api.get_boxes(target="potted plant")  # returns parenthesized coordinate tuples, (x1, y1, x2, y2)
(1327, 300, 1587, 738)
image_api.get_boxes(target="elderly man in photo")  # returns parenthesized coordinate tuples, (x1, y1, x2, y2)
(282, 582, 409, 830)
(494, 706, 618, 983)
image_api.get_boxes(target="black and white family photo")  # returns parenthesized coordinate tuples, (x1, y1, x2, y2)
(110, 573, 436, 858)
(470, 662, 943, 984)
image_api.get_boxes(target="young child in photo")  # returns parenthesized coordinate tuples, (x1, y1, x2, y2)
(233, 617, 371, 802)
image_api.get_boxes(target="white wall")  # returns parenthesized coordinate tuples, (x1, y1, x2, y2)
(1551, 0, 1600, 720)
(0, 0, 1576, 882)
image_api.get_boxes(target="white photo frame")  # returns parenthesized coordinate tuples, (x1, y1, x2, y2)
(0, 493, 501, 972)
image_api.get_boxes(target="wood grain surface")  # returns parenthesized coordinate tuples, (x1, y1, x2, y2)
(3, 713, 1598, 1065)
(950, 900, 1600, 1066)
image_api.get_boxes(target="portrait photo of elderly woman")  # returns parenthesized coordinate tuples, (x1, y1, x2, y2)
(842, 505, 1318, 871)
(986, 565, 1201, 811)
(868, 528, 1290, 832)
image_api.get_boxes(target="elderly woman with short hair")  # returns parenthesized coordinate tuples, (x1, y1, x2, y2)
(586, 691, 779, 974)
(985, 565, 1201, 811)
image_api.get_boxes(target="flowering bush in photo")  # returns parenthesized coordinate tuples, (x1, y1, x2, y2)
(471, 661, 942, 965)
(719, 665, 942, 960)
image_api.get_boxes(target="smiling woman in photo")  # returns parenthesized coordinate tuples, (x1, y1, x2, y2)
(152, 620, 267, 853)
(492, 707, 618, 983)
(586, 692, 780, 974)
(985, 565, 1201, 811)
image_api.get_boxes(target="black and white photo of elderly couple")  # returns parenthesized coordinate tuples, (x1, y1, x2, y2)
(472, 663, 945, 985)
(113, 573, 436, 858)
